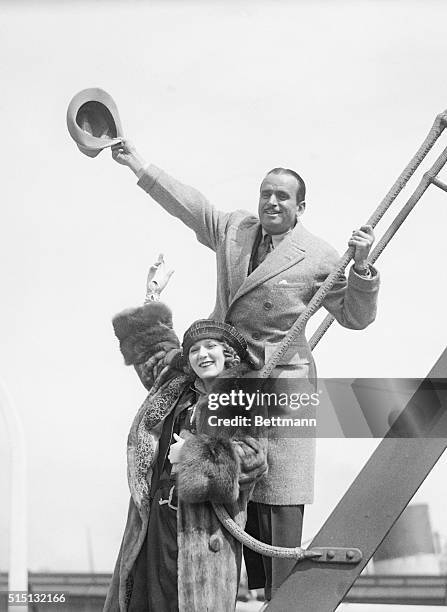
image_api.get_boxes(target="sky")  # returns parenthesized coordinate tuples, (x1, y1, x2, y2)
(1, 0, 447, 573)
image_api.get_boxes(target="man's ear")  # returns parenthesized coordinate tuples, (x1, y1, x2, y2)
(296, 200, 306, 218)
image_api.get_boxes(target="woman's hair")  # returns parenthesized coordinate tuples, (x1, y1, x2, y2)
(221, 342, 242, 369)
(183, 340, 241, 376)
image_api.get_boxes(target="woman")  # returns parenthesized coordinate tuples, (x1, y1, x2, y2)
(104, 256, 267, 612)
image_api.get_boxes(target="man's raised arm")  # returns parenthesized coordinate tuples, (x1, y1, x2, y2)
(111, 140, 229, 251)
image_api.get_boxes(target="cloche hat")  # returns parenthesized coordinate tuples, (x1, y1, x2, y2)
(182, 320, 249, 361)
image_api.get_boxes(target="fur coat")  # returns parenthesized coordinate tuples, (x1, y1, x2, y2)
(104, 302, 268, 612)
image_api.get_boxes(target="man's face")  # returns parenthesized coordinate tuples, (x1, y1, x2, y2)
(258, 173, 304, 235)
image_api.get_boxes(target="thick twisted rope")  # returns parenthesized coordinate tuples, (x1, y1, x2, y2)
(310, 110, 447, 351)
(212, 110, 447, 558)
(211, 502, 320, 560)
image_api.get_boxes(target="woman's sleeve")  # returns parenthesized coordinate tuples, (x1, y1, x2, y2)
(133, 360, 157, 392)
(112, 301, 180, 391)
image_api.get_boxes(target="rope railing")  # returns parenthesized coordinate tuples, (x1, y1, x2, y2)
(212, 503, 320, 560)
(310, 112, 447, 350)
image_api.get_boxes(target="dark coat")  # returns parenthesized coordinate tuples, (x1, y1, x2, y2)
(104, 302, 267, 612)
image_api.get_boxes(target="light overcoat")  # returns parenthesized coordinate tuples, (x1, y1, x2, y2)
(137, 167, 380, 504)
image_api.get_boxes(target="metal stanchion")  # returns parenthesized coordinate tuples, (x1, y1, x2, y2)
(0, 379, 28, 612)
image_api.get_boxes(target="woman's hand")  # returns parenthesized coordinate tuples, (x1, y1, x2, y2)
(146, 253, 175, 297)
(168, 433, 185, 472)
(233, 437, 268, 488)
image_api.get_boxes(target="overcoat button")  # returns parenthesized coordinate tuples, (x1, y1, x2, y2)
(263, 301, 273, 310)
(209, 534, 222, 552)
(252, 332, 261, 340)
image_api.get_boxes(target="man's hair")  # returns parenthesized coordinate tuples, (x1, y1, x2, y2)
(264, 167, 306, 204)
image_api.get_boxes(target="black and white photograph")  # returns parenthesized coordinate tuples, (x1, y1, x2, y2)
(1, 1, 447, 611)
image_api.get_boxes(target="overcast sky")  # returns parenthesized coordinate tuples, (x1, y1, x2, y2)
(1, 0, 447, 572)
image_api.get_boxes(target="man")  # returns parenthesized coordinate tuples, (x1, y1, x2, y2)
(110, 140, 379, 600)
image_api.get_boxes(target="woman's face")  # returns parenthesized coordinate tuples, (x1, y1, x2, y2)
(188, 339, 226, 381)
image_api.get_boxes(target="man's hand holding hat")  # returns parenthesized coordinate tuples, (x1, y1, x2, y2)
(112, 139, 147, 177)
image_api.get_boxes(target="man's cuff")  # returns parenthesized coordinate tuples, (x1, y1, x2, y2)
(353, 264, 372, 279)
(349, 264, 380, 290)
(137, 164, 164, 192)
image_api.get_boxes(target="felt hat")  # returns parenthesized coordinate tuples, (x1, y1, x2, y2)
(66, 88, 124, 157)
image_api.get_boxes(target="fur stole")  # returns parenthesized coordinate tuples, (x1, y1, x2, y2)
(178, 435, 240, 503)
(178, 433, 267, 504)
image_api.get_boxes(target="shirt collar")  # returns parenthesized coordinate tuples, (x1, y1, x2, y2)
(261, 227, 293, 248)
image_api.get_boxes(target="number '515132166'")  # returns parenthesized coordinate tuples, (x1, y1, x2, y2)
(6, 591, 67, 604)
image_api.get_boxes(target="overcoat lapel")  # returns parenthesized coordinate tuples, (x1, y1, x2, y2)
(228, 222, 260, 300)
(229, 222, 307, 307)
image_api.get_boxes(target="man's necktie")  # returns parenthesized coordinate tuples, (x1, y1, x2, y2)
(252, 233, 273, 271)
